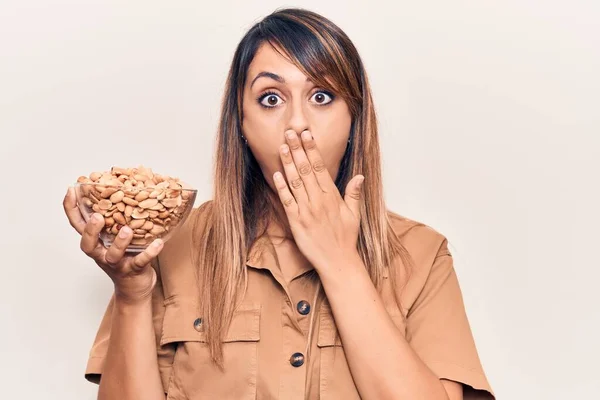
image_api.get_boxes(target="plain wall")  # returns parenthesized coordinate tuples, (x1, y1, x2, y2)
(1, 0, 598, 398)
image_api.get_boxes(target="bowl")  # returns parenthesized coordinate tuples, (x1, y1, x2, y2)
(74, 181, 197, 253)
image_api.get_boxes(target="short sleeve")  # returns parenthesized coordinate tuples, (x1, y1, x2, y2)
(84, 257, 176, 393)
(406, 239, 495, 399)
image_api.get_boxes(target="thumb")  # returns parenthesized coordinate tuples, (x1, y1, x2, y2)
(344, 175, 364, 219)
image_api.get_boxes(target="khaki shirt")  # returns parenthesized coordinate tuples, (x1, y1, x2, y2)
(85, 201, 495, 399)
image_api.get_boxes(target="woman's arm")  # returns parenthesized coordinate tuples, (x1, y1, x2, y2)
(97, 296, 165, 400)
(63, 186, 167, 399)
(318, 253, 459, 400)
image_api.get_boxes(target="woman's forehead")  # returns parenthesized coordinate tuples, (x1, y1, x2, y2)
(246, 43, 336, 92)
(248, 45, 308, 83)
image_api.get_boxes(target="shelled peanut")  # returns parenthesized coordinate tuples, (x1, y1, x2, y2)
(76, 165, 194, 246)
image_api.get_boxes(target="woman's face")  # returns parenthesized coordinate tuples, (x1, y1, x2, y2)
(241, 43, 352, 193)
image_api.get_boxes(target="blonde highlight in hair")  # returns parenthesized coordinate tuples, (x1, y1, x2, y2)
(192, 7, 414, 368)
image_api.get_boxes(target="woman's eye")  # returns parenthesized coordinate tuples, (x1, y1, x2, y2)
(259, 93, 284, 108)
(310, 91, 334, 105)
(258, 90, 335, 108)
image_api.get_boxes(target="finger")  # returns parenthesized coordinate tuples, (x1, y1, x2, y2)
(344, 175, 365, 219)
(300, 130, 337, 194)
(279, 142, 309, 206)
(285, 129, 321, 201)
(128, 239, 164, 272)
(80, 213, 106, 258)
(63, 187, 86, 234)
(104, 225, 133, 266)
(273, 171, 298, 216)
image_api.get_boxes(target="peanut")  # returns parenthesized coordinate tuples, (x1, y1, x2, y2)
(98, 199, 112, 210)
(112, 212, 126, 225)
(110, 190, 125, 203)
(129, 219, 145, 229)
(100, 187, 118, 198)
(122, 197, 138, 206)
(142, 220, 154, 231)
(134, 191, 149, 202)
(138, 198, 158, 209)
(124, 205, 133, 217)
(76, 164, 195, 248)
(132, 209, 149, 219)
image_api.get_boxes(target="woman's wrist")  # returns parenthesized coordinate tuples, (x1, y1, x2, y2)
(114, 290, 154, 311)
(317, 251, 366, 288)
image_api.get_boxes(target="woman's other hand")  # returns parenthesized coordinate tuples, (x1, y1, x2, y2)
(63, 186, 164, 304)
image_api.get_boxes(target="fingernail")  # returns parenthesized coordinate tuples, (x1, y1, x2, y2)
(119, 226, 131, 238)
(286, 130, 296, 139)
(301, 130, 312, 140)
(281, 144, 289, 154)
(152, 239, 163, 248)
(93, 213, 103, 222)
(358, 176, 365, 188)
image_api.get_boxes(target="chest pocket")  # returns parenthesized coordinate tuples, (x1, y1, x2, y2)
(316, 303, 407, 400)
(160, 298, 261, 400)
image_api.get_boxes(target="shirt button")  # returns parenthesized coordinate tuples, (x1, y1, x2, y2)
(296, 300, 311, 315)
(193, 318, 203, 331)
(290, 352, 305, 367)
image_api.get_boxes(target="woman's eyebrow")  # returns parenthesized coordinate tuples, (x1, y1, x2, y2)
(250, 71, 312, 88)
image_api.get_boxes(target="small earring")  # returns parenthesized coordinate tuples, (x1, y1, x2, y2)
(241, 135, 248, 145)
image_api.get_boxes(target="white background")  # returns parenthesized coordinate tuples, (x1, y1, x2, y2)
(1, 1, 598, 399)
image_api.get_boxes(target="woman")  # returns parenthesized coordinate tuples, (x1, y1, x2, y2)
(64, 7, 495, 400)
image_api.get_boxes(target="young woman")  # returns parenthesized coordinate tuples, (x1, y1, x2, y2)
(64, 7, 495, 400)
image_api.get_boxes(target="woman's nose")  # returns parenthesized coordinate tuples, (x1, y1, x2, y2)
(285, 99, 309, 135)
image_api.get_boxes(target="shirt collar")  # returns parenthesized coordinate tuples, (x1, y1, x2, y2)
(245, 235, 315, 282)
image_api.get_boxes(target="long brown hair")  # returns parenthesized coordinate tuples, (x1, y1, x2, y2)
(192, 7, 413, 367)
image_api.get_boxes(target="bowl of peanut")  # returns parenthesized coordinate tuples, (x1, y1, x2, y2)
(74, 165, 197, 252)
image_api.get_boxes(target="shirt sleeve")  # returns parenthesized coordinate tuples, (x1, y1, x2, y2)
(405, 238, 495, 399)
(84, 257, 176, 393)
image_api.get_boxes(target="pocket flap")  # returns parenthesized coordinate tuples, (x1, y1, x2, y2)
(317, 305, 342, 348)
(160, 297, 261, 346)
(223, 304, 261, 342)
